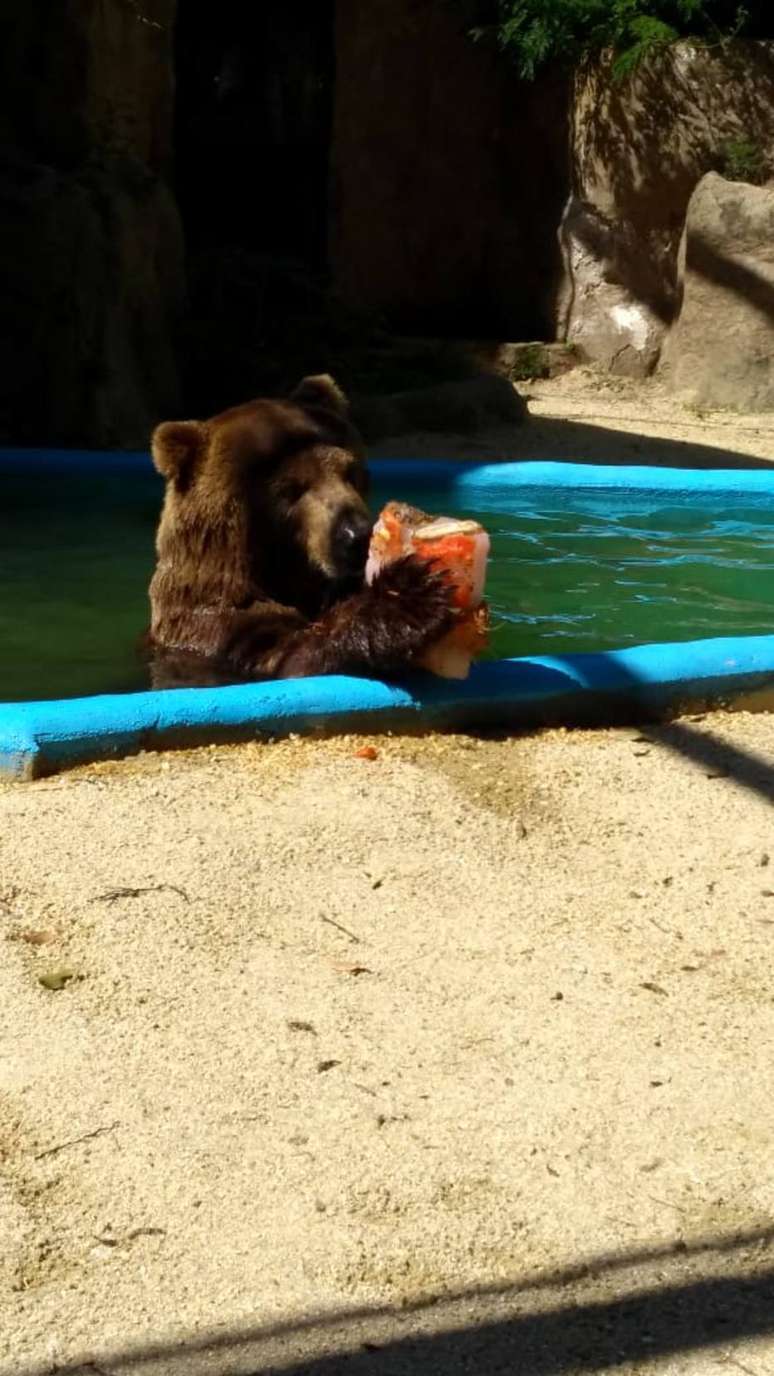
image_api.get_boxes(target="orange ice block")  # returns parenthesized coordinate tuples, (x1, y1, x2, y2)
(366, 501, 490, 679)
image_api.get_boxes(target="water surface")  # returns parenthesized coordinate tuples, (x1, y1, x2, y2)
(2, 470, 774, 701)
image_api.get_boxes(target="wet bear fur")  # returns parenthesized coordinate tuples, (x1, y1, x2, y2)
(147, 375, 457, 685)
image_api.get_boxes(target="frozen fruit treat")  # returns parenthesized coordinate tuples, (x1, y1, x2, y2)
(366, 501, 490, 679)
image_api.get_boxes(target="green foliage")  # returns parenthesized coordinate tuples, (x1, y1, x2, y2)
(459, 1, 762, 79)
(508, 343, 551, 380)
(716, 137, 768, 184)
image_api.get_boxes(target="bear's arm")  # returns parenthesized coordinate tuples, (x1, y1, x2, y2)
(272, 556, 457, 678)
(152, 558, 455, 680)
(151, 598, 307, 674)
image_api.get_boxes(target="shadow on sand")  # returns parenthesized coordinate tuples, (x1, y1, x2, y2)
(14, 1223, 774, 1375)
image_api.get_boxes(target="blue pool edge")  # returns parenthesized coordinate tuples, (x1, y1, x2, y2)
(3, 635, 774, 780)
(3, 453, 774, 778)
(4, 450, 774, 494)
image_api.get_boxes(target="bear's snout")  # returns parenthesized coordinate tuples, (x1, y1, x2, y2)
(331, 507, 373, 577)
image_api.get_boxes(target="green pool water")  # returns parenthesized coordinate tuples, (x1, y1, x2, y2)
(458, 485, 774, 663)
(2, 472, 774, 702)
(1, 472, 159, 703)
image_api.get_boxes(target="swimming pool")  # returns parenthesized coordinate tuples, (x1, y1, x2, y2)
(2, 454, 774, 703)
(2, 451, 774, 776)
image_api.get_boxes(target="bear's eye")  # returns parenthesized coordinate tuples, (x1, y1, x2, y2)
(281, 480, 307, 506)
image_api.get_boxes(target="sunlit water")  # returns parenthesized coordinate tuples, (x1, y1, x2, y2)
(2, 470, 774, 702)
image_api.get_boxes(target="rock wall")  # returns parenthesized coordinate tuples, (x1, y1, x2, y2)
(6, 3, 773, 444)
(0, 0, 184, 448)
(331, 14, 774, 387)
(330, 0, 570, 340)
(562, 41, 774, 375)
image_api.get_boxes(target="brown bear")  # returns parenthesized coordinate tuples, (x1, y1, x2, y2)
(147, 375, 458, 686)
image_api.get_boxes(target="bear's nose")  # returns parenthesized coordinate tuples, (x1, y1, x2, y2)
(333, 510, 372, 573)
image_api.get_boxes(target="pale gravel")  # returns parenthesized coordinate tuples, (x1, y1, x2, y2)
(0, 713, 773, 1376)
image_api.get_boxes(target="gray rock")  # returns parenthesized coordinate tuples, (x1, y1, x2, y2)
(562, 42, 774, 376)
(659, 172, 774, 411)
(558, 198, 665, 377)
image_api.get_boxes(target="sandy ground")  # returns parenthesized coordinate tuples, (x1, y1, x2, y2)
(2, 374, 774, 1376)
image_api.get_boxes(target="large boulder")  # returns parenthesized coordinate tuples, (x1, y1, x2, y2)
(659, 173, 774, 410)
(0, 0, 183, 447)
(563, 41, 774, 376)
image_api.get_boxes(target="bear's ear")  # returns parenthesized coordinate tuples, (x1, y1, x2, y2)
(290, 374, 349, 417)
(151, 420, 206, 488)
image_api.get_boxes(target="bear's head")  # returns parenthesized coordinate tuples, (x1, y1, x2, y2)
(150, 375, 372, 616)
